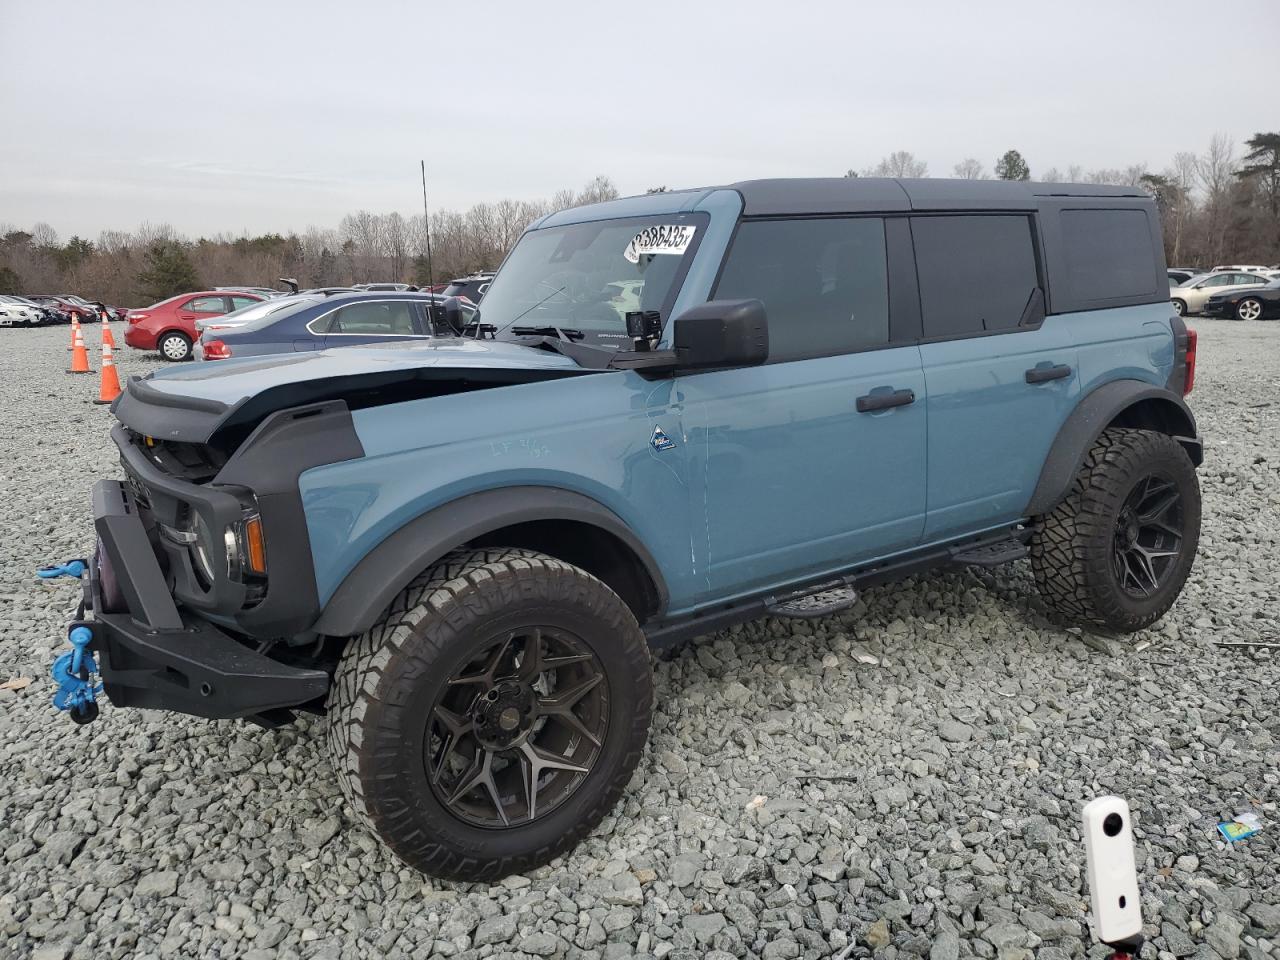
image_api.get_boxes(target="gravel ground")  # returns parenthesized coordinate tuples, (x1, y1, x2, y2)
(0, 321, 1277, 960)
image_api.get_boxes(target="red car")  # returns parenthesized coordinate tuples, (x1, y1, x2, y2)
(124, 291, 265, 361)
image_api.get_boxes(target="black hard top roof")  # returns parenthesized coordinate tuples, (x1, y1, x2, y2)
(727, 178, 1149, 216)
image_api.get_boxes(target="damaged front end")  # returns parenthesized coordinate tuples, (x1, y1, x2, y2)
(50, 341, 598, 727)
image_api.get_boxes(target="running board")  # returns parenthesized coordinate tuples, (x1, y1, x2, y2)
(644, 525, 1030, 649)
(764, 578, 859, 619)
(950, 538, 1029, 567)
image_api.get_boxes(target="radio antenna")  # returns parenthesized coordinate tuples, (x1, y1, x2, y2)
(420, 160, 435, 291)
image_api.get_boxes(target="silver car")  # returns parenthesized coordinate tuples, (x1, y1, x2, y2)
(1170, 270, 1272, 316)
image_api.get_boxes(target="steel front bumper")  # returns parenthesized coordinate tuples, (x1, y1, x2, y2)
(80, 479, 328, 720)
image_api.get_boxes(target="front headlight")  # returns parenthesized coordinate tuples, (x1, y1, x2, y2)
(160, 504, 266, 589)
(186, 511, 218, 586)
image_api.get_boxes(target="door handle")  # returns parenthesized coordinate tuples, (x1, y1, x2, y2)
(856, 388, 915, 413)
(1025, 363, 1072, 384)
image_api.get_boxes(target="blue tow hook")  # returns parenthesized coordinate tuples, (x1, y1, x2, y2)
(51, 626, 101, 725)
(38, 559, 87, 579)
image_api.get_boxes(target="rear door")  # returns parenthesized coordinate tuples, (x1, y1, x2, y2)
(681, 216, 928, 602)
(914, 213, 1079, 541)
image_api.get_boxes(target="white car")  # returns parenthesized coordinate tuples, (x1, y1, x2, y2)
(1170, 271, 1273, 316)
(0, 298, 40, 327)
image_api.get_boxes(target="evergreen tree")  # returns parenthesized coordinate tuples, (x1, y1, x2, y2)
(1236, 132, 1280, 218)
(995, 149, 1031, 181)
(136, 241, 200, 301)
(0, 265, 21, 295)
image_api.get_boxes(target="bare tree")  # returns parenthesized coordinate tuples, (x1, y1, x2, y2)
(865, 151, 928, 178)
(952, 158, 986, 180)
(1196, 134, 1239, 263)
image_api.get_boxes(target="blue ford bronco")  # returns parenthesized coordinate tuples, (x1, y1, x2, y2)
(54, 178, 1201, 880)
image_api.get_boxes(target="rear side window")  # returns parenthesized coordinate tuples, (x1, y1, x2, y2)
(229, 296, 260, 310)
(1060, 209, 1157, 301)
(320, 301, 418, 335)
(714, 217, 889, 363)
(185, 296, 225, 313)
(912, 215, 1039, 338)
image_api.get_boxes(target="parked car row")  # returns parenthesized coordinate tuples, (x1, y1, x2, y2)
(1169, 269, 1279, 317)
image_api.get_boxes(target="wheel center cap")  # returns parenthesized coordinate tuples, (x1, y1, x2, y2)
(472, 682, 536, 749)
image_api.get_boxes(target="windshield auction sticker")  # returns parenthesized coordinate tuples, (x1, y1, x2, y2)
(623, 224, 697, 263)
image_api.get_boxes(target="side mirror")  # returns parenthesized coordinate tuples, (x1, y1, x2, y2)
(672, 299, 768, 370)
(431, 296, 465, 335)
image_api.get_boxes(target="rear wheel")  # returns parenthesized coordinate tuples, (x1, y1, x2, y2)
(158, 331, 192, 361)
(326, 548, 653, 881)
(1236, 297, 1262, 322)
(1031, 428, 1200, 633)
(1171, 298, 1186, 317)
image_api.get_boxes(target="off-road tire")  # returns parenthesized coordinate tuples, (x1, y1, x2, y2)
(325, 547, 653, 881)
(1031, 428, 1200, 633)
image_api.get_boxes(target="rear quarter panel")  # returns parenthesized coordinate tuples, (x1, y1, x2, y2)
(1066, 302, 1175, 394)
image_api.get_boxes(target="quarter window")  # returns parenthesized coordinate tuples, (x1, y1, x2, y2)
(230, 296, 260, 310)
(713, 217, 889, 362)
(912, 215, 1040, 338)
(1059, 209, 1157, 301)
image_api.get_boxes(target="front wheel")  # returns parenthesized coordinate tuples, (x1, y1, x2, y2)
(1031, 428, 1200, 633)
(326, 548, 653, 881)
(1170, 298, 1186, 317)
(1235, 297, 1262, 322)
(158, 331, 192, 361)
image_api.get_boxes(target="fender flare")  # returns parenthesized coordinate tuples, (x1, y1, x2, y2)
(1024, 380, 1202, 517)
(312, 486, 669, 637)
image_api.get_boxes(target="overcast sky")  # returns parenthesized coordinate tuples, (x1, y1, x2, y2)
(2, 0, 1277, 240)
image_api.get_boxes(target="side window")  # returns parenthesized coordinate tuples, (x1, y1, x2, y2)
(230, 296, 259, 310)
(713, 217, 889, 363)
(324, 301, 418, 335)
(911, 215, 1039, 338)
(185, 296, 225, 313)
(1059, 209, 1157, 301)
(1236, 274, 1264, 285)
(1202, 275, 1230, 287)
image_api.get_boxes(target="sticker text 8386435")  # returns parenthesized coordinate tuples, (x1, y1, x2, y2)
(624, 225, 697, 264)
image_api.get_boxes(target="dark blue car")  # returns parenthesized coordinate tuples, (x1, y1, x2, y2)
(194, 291, 471, 360)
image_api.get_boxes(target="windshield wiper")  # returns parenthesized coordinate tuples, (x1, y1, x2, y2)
(510, 325, 586, 342)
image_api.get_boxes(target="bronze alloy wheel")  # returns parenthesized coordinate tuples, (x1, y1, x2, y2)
(1111, 473, 1185, 599)
(426, 627, 610, 828)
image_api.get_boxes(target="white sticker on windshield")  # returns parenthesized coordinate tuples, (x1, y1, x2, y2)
(623, 224, 697, 264)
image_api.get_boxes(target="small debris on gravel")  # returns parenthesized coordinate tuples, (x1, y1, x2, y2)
(0, 322, 1276, 959)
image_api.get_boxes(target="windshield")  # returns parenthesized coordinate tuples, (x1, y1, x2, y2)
(482, 214, 706, 349)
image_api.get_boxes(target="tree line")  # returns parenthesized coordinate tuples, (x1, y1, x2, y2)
(0, 176, 621, 306)
(848, 134, 1279, 268)
(2, 133, 1277, 307)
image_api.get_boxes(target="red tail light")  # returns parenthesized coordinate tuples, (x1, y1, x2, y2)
(202, 339, 231, 360)
(1183, 327, 1197, 395)
(127, 312, 147, 324)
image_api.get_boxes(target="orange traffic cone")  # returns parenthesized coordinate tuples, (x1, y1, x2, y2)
(67, 324, 93, 374)
(68, 315, 80, 351)
(100, 317, 115, 348)
(93, 340, 122, 404)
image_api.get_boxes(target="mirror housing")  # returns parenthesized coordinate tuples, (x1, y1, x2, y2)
(672, 299, 768, 370)
(431, 296, 466, 335)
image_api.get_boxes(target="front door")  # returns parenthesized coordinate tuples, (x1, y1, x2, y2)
(681, 215, 927, 603)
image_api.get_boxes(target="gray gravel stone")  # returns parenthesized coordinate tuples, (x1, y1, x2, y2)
(0, 322, 1277, 960)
